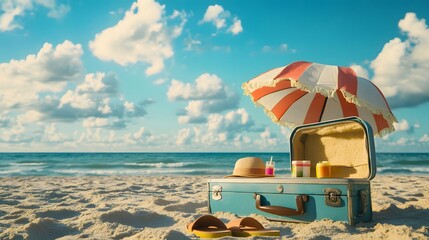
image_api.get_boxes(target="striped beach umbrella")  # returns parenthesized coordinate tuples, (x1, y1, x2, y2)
(242, 61, 397, 136)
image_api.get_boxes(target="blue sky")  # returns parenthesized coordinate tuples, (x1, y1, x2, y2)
(1, 0, 429, 152)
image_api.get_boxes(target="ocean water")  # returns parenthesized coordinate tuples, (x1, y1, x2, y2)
(0, 152, 428, 177)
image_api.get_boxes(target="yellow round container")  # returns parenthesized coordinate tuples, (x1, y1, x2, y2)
(316, 161, 331, 178)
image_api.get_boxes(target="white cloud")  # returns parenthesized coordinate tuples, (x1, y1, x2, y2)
(280, 126, 292, 139)
(212, 45, 231, 52)
(232, 134, 251, 148)
(350, 64, 369, 79)
(58, 72, 115, 110)
(175, 109, 255, 146)
(254, 127, 278, 147)
(185, 38, 202, 51)
(132, 127, 149, 140)
(98, 98, 112, 114)
(170, 9, 180, 19)
(180, 101, 205, 122)
(261, 43, 293, 53)
(228, 17, 243, 35)
(59, 90, 96, 109)
(174, 108, 280, 150)
(124, 127, 164, 146)
(68, 126, 169, 150)
(170, 10, 187, 38)
(3, 55, 156, 148)
(0, 40, 83, 109)
(82, 117, 109, 128)
(78, 73, 109, 93)
(78, 128, 117, 145)
(89, 0, 186, 75)
(0, 0, 69, 32)
(200, 4, 226, 29)
(0, 120, 30, 143)
(392, 119, 419, 134)
(206, 108, 253, 140)
(262, 45, 272, 53)
(124, 101, 135, 112)
(168, 73, 227, 101)
(0, 114, 12, 128)
(176, 128, 194, 145)
(17, 110, 43, 124)
(167, 80, 193, 101)
(370, 12, 429, 108)
(279, 44, 288, 52)
(200, 4, 242, 36)
(46, 3, 70, 19)
(393, 119, 410, 132)
(0, 0, 27, 31)
(380, 119, 420, 140)
(419, 134, 429, 142)
(109, 8, 124, 16)
(153, 78, 166, 85)
(379, 135, 418, 147)
(42, 123, 67, 143)
(37, 72, 147, 125)
(395, 137, 408, 146)
(167, 73, 239, 124)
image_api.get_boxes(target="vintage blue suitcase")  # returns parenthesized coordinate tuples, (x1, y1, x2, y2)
(208, 117, 376, 225)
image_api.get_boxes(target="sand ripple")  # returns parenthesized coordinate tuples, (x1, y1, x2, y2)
(27, 218, 78, 240)
(0, 175, 427, 239)
(100, 210, 174, 228)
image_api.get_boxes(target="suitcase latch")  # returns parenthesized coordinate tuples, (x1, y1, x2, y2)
(324, 188, 342, 207)
(212, 185, 222, 201)
(359, 190, 369, 216)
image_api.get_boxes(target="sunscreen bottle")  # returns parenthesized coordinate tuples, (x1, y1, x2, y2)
(302, 160, 311, 177)
(291, 161, 302, 177)
(316, 161, 331, 178)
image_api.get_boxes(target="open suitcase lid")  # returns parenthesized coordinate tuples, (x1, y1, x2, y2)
(289, 117, 376, 180)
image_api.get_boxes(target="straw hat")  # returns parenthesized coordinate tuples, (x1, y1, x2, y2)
(225, 157, 273, 178)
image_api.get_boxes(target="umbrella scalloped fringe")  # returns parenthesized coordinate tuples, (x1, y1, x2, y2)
(377, 126, 395, 138)
(341, 90, 398, 124)
(264, 102, 394, 137)
(258, 103, 302, 130)
(242, 78, 283, 97)
(288, 79, 398, 124)
(242, 82, 252, 98)
(243, 78, 397, 137)
(247, 92, 395, 137)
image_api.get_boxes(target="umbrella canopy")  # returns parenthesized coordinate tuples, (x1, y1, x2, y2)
(242, 61, 397, 136)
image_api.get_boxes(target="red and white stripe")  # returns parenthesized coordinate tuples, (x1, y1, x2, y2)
(243, 61, 397, 136)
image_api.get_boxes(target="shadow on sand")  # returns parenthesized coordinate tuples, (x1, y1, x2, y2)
(361, 204, 429, 229)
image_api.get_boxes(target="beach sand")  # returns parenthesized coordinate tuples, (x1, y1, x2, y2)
(0, 175, 428, 239)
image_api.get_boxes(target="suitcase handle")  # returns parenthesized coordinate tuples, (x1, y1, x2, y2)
(254, 193, 308, 216)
